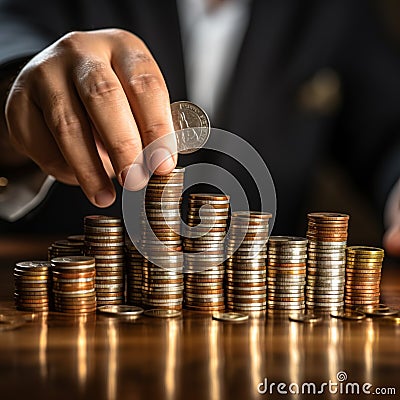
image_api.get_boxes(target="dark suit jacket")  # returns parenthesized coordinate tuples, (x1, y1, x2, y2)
(1, 0, 400, 234)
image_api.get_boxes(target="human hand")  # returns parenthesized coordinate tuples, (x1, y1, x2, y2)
(5, 29, 177, 207)
(383, 178, 400, 257)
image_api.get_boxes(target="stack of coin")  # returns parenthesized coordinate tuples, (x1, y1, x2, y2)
(141, 168, 185, 310)
(84, 215, 125, 306)
(51, 256, 96, 313)
(67, 234, 85, 244)
(306, 212, 349, 310)
(225, 211, 272, 312)
(14, 261, 50, 312)
(183, 194, 230, 312)
(126, 241, 144, 306)
(48, 239, 84, 260)
(141, 259, 184, 311)
(267, 236, 307, 311)
(345, 246, 384, 309)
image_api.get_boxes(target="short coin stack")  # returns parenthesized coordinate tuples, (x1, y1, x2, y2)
(14, 261, 50, 312)
(84, 216, 125, 306)
(48, 239, 84, 260)
(126, 241, 144, 306)
(141, 168, 185, 310)
(225, 211, 271, 312)
(267, 236, 307, 311)
(345, 246, 384, 309)
(183, 194, 230, 312)
(306, 212, 349, 311)
(51, 256, 96, 313)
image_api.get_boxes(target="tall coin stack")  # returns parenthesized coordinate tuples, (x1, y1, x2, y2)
(84, 216, 125, 306)
(141, 168, 185, 310)
(306, 212, 349, 311)
(345, 246, 384, 309)
(126, 241, 144, 305)
(225, 211, 272, 312)
(267, 236, 307, 311)
(51, 256, 96, 313)
(183, 194, 230, 312)
(14, 261, 50, 312)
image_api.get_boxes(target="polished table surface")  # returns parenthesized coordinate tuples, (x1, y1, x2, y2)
(0, 235, 399, 400)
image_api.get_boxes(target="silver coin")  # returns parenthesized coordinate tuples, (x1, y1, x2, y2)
(171, 101, 210, 154)
(360, 307, 399, 317)
(212, 312, 249, 322)
(330, 311, 366, 320)
(0, 314, 27, 331)
(268, 236, 308, 244)
(288, 313, 322, 323)
(143, 309, 182, 318)
(16, 261, 51, 269)
(381, 316, 400, 324)
(97, 305, 144, 316)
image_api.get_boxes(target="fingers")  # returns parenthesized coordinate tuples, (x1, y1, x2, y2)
(383, 226, 400, 257)
(111, 38, 177, 176)
(32, 67, 116, 208)
(7, 29, 177, 203)
(72, 57, 147, 190)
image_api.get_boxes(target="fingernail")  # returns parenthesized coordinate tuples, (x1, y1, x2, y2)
(121, 164, 149, 190)
(149, 147, 175, 174)
(94, 189, 115, 208)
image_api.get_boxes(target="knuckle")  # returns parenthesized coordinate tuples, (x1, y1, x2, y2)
(52, 113, 83, 140)
(109, 136, 140, 159)
(46, 92, 84, 139)
(109, 28, 144, 47)
(128, 73, 163, 95)
(77, 166, 99, 187)
(128, 50, 154, 68)
(77, 60, 121, 101)
(142, 122, 172, 138)
(58, 31, 85, 52)
(28, 60, 48, 80)
(28, 59, 55, 85)
(49, 90, 66, 108)
(108, 28, 132, 41)
(87, 79, 121, 100)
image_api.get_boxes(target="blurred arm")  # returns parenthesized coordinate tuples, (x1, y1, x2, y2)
(0, 0, 66, 219)
(383, 178, 400, 255)
(331, 2, 400, 255)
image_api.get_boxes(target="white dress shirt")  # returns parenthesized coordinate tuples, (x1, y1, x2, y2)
(177, 0, 251, 120)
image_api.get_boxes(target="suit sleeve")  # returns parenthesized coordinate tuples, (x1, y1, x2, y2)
(331, 2, 400, 212)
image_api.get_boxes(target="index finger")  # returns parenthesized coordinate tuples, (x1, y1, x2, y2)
(111, 43, 177, 176)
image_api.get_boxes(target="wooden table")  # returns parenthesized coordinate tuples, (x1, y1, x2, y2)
(0, 235, 399, 400)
